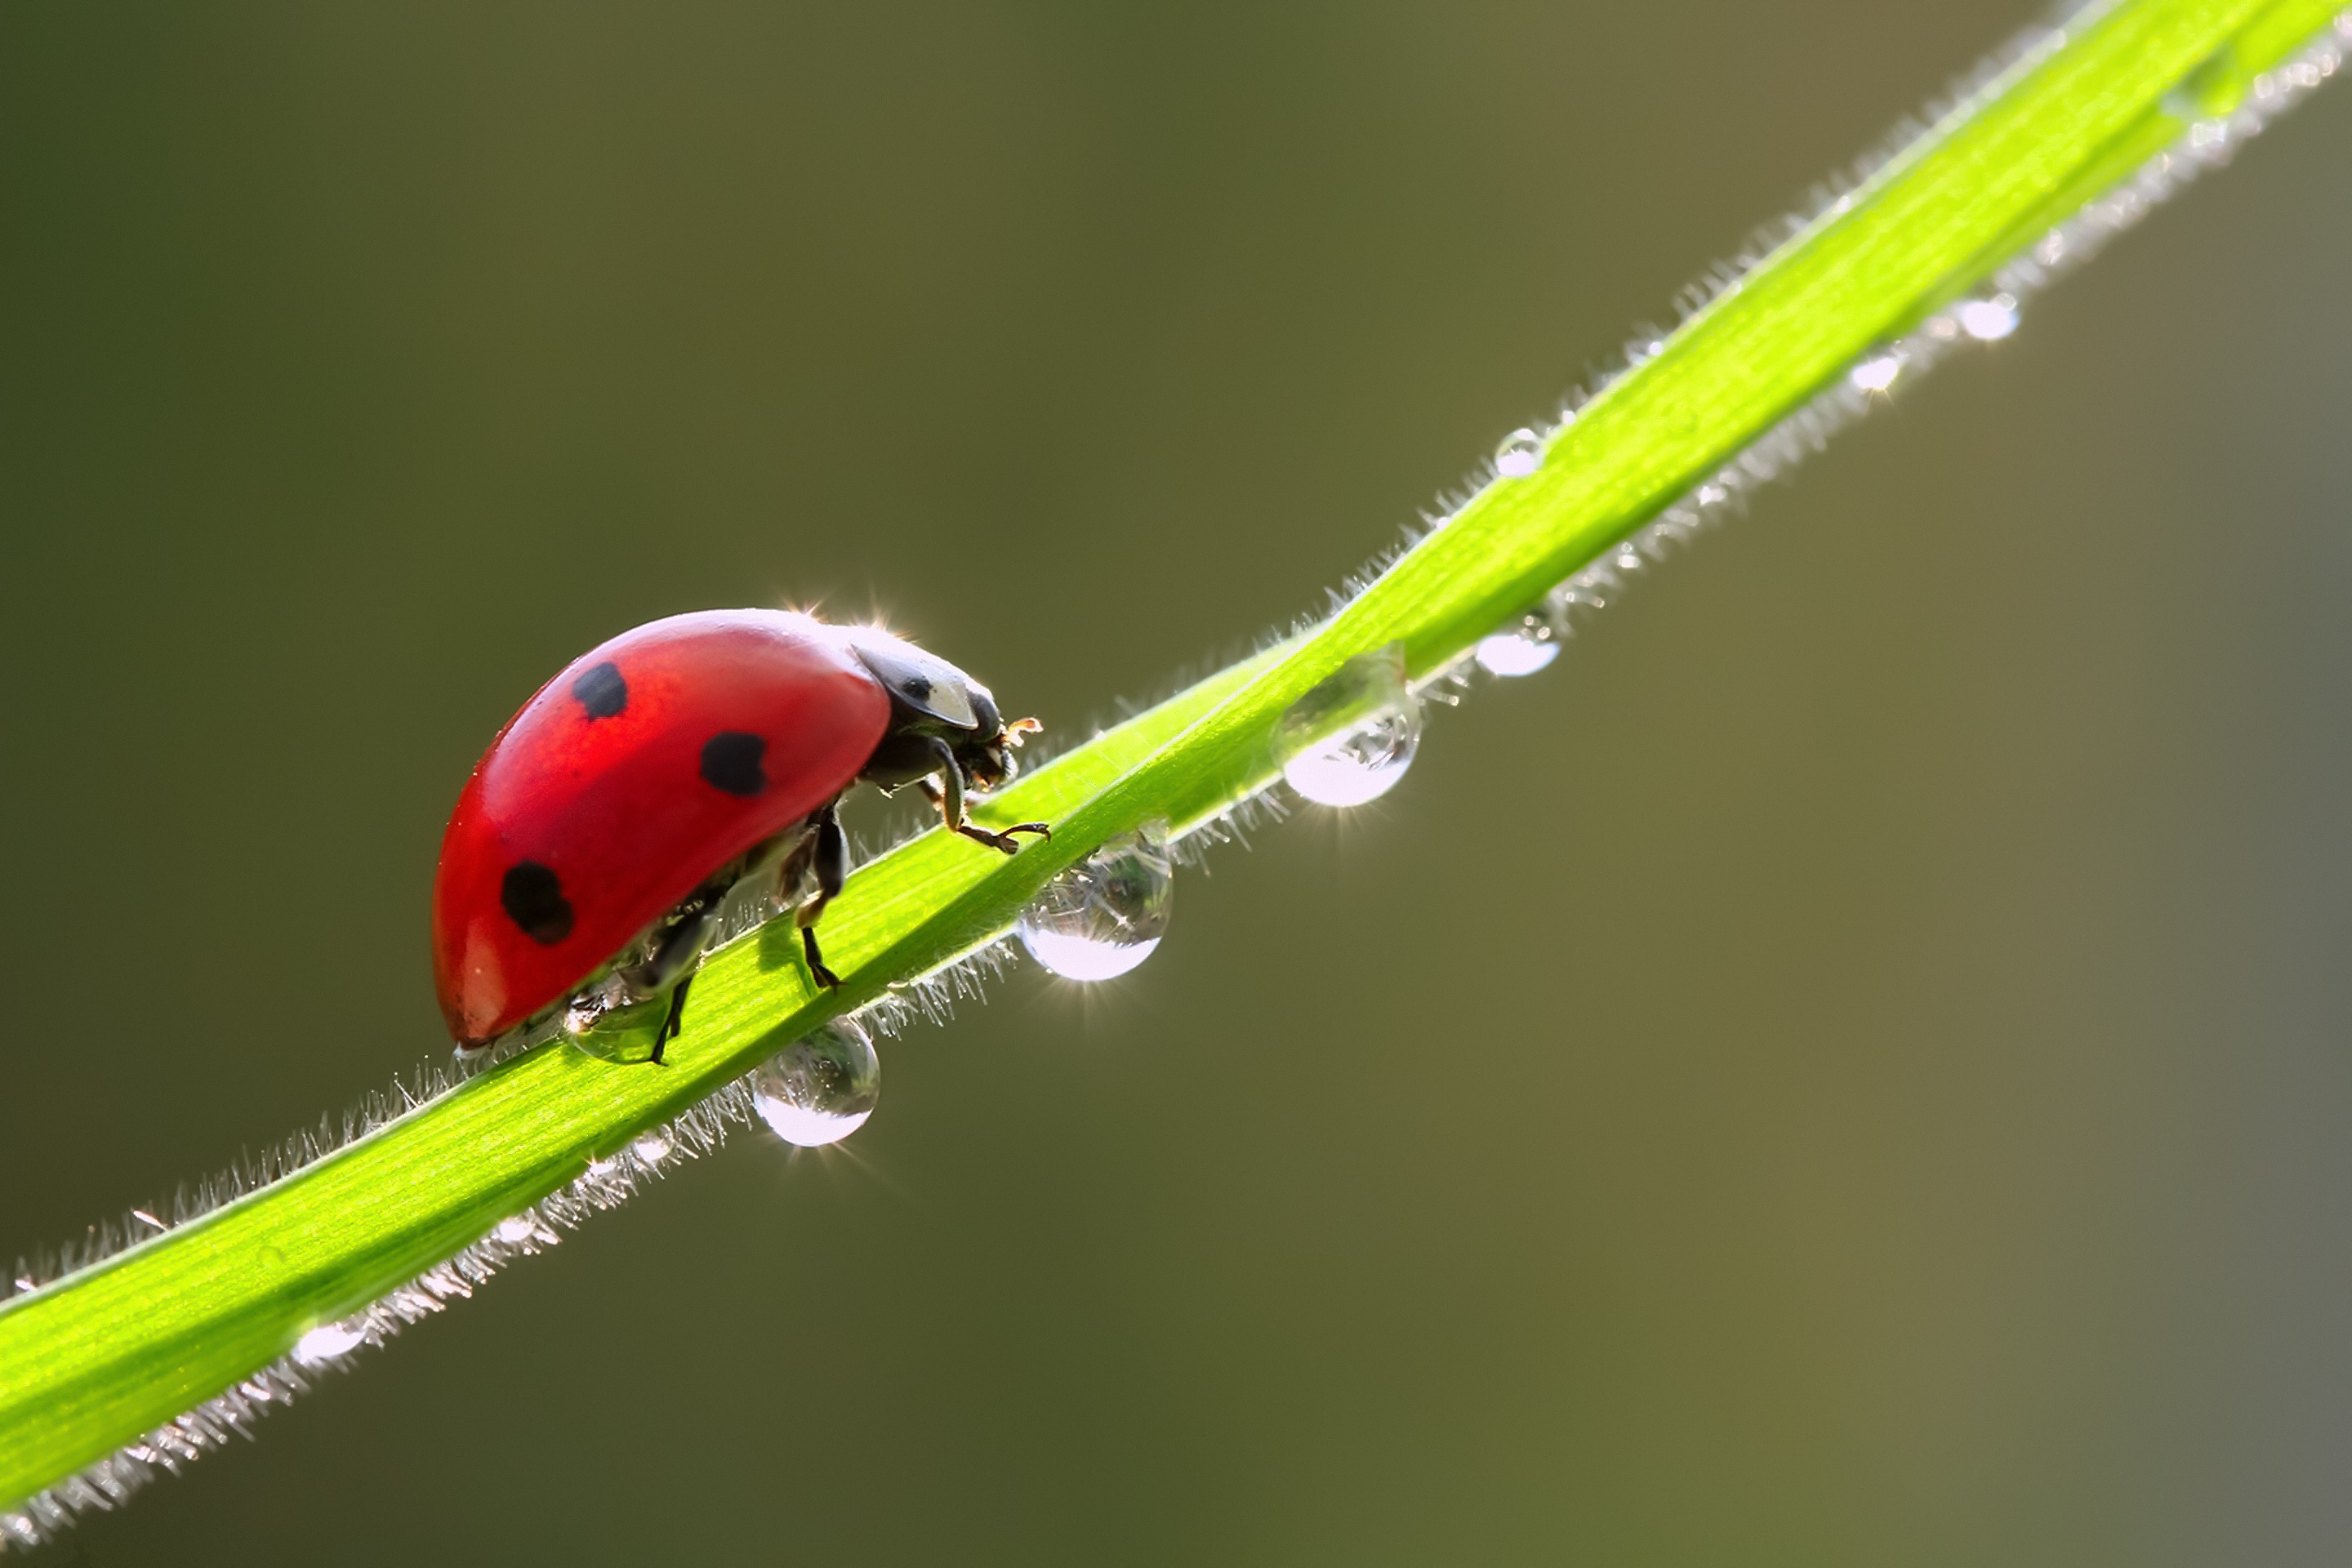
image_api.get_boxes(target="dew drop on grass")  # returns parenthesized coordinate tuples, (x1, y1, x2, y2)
(1958, 293, 2019, 340)
(1276, 644, 1423, 806)
(1494, 427, 1544, 478)
(1849, 353, 1902, 392)
(631, 1132, 673, 1165)
(1017, 823, 1173, 981)
(292, 1322, 366, 1366)
(751, 1018, 880, 1147)
(1473, 612, 1560, 677)
(565, 980, 666, 1064)
(492, 1216, 536, 1245)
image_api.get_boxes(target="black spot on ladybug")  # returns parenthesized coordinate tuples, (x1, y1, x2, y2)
(501, 862, 574, 945)
(572, 662, 627, 720)
(898, 674, 932, 700)
(701, 731, 768, 796)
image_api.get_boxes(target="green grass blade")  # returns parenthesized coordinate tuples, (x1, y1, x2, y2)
(2, 0, 2343, 1526)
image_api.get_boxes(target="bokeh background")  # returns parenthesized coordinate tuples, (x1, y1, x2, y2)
(5, 2, 2349, 1562)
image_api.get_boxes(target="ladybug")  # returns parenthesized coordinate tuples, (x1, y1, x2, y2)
(431, 609, 1046, 1059)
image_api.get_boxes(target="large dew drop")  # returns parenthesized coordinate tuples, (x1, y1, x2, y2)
(751, 1018, 880, 1147)
(1017, 823, 1173, 981)
(1473, 610, 1560, 678)
(1276, 644, 1422, 807)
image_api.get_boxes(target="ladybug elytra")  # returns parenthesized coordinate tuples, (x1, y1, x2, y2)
(430, 610, 1045, 1059)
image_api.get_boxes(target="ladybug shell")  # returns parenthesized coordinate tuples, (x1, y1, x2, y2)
(431, 609, 891, 1045)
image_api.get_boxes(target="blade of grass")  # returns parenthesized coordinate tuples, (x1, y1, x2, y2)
(2, 0, 2342, 1525)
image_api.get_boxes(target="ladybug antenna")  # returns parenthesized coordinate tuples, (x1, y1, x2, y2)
(1003, 717, 1041, 747)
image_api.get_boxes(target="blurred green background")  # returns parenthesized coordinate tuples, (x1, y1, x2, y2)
(4, 2, 2349, 1562)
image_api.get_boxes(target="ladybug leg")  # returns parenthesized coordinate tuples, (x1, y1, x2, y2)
(751, 823, 818, 916)
(655, 977, 693, 1063)
(620, 893, 724, 1001)
(923, 737, 1049, 855)
(795, 801, 850, 989)
(614, 882, 729, 1062)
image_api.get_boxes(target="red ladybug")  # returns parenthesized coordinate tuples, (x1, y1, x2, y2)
(431, 609, 1045, 1058)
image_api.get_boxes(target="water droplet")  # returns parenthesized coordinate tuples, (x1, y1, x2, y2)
(564, 978, 617, 1035)
(751, 1018, 880, 1147)
(1017, 823, 1173, 981)
(565, 979, 666, 1063)
(1848, 353, 1901, 393)
(1473, 613, 1560, 677)
(631, 1132, 673, 1166)
(292, 1322, 366, 1366)
(1958, 294, 2019, 341)
(492, 1215, 537, 1245)
(1276, 644, 1422, 807)
(1494, 428, 1544, 479)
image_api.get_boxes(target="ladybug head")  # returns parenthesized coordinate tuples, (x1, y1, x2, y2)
(960, 709, 1041, 792)
(836, 621, 1041, 793)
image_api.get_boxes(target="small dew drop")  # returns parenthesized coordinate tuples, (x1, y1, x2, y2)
(752, 1018, 880, 1148)
(292, 1322, 366, 1366)
(566, 981, 670, 1064)
(1494, 428, 1544, 479)
(564, 974, 624, 1036)
(1017, 823, 1173, 982)
(1473, 614, 1560, 678)
(1849, 354, 1902, 393)
(1958, 294, 2019, 341)
(631, 1133, 673, 1165)
(493, 1215, 537, 1245)
(1276, 645, 1422, 807)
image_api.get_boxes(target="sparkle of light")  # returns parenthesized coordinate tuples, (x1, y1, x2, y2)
(1958, 296, 2019, 341)
(1023, 929, 1161, 982)
(292, 1323, 366, 1366)
(1474, 632, 1561, 677)
(755, 1101, 872, 1149)
(1849, 354, 1901, 392)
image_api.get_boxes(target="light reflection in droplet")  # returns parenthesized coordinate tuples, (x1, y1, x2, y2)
(1849, 354, 1902, 393)
(1474, 617, 1560, 677)
(1017, 824, 1173, 981)
(1958, 294, 2020, 341)
(752, 1018, 880, 1148)
(1283, 706, 1420, 806)
(1494, 428, 1544, 479)
(1275, 644, 1423, 808)
(292, 1322, 366, 1366)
